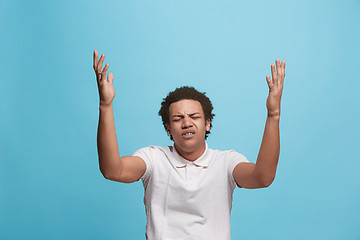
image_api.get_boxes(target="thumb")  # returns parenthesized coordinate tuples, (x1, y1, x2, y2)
(108, 72, 114, 85)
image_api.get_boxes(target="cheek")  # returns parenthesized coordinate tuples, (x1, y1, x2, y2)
(169, 123, 180, 133)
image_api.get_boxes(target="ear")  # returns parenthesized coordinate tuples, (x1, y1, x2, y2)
(205, 119, 211, 132)
(166, 124, 171, 136)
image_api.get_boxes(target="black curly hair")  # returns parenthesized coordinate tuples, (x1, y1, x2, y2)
(158, 86, 215, 140)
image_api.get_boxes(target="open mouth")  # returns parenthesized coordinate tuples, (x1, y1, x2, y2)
(182, 131, 195, 139)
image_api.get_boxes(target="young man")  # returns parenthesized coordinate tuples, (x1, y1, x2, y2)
(93, 50, 285, 240)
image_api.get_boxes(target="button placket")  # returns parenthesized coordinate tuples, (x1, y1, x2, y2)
(186, 162, 197, 188)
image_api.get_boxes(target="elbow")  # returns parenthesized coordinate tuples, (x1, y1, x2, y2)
(100, 168, 127, 183)
(102, 171, 121, 182)
(100, 168, 117, 181)
(101, 170, 112, 180)
(258, 175, 275, 188)
(254, 168, 276, 188)
(262, 179, 274, 188)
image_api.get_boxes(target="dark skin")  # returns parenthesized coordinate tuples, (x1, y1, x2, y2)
(234, 59, 285, 188)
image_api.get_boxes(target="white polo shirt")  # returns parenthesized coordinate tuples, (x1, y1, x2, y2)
(132, 143, 249, 240)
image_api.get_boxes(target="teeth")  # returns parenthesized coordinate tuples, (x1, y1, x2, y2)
(183, 132, 194, 136)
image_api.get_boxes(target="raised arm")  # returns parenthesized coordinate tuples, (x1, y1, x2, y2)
(93, 50, 146, 183)
(233, 59, 285, 189)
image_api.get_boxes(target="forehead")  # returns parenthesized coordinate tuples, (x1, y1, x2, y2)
(169, 99, 204, 115)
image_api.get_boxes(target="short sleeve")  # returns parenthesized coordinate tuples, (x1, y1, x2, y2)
(132, 146, 154, 184)
(226, 150, 249, 187)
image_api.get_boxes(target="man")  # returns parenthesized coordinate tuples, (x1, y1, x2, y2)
(93, 50, 285, 240)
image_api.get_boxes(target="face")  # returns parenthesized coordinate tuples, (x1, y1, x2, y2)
(167, 99, 211, 154)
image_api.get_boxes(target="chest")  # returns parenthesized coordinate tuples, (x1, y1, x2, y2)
(147, 156, 232, 207)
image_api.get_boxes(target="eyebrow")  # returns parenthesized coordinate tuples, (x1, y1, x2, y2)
(171, 112, 201, 118)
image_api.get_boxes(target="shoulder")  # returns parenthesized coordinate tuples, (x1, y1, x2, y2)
(207, 147, 249, 174)
(135, 145, 163, 150)
(208, 147, 248, 161)
(131, 145, 172, 182)
(132, 145, 173, 158)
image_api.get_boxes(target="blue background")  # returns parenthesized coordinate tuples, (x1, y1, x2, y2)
(1, 0, 359, 239)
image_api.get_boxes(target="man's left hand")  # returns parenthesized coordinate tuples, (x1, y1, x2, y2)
(266, 59, 285, 118)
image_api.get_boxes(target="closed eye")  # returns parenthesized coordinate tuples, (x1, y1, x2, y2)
(172, 118, 182, 122)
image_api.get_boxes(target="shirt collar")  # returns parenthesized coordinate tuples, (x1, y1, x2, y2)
(171, 143, 210, 168)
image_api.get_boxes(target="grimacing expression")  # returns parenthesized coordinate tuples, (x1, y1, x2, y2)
(166, 99, 210, 152)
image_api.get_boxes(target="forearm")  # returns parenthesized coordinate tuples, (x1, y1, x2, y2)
(97, 104, 121, 178)
(254, 115, 280, 187)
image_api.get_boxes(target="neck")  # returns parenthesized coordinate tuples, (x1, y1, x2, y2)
(174, 142, 206, 161)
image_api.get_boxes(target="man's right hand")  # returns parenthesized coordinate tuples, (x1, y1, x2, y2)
(93, 50, 115, 106)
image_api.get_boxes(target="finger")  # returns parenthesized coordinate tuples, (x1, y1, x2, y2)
(101, 63, 109, 81)
(281, 60, 286, 77)
(266, 75, 272, 89)
(97, 53, 105, 73)
(107, 72, 114, 85)
(271, 63, 276, 83)
(93, 50, 98, 70)
(275, 59, 281, 76)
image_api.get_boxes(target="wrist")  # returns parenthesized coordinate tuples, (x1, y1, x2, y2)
(99, 102, 113, 111)
(267, 111, 280, 120)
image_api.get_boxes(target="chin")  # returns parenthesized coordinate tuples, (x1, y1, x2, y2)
(175, 139, 203, 151)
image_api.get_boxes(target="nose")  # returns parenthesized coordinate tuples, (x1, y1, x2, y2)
(182, 116, 193, 129)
